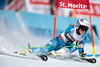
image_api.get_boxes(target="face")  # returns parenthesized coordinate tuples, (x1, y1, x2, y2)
(78, 25, 88, 35)
(79, 28, 86, 35)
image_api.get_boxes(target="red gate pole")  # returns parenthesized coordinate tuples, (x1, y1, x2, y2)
(53, 0, 57, 38)
(88, 9, 95, 56)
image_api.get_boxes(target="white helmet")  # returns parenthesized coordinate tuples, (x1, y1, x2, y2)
(77, 19, 89, 27)
(77, 19, 89, 32)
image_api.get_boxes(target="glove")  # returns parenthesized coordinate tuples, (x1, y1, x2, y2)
(79, 53, 87, 59)
(73, 41, 83, 48)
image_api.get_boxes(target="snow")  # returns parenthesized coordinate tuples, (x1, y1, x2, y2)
(0, 19, 100, 67)
(0, 54, 100, 67)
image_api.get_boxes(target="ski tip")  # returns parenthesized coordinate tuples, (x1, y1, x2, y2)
(86, 58, 97, 63)
(39, 55, 48, 61)
(91, 58, 96, 63)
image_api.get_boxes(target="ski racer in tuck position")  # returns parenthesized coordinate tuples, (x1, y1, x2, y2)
(19, 19, 89, 59)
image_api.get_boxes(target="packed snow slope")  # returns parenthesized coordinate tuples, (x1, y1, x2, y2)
(0, 54, 100, 67)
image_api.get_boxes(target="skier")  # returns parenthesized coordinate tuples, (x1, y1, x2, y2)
(17, 19, 89, 59)
(14, 19, 96, 63)
(31, 19, 89, 59)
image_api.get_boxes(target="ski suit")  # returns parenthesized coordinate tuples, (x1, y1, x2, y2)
(32, 25, 86, 55)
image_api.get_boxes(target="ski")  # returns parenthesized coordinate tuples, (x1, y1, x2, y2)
(14, 43, 97, 62)
(81, 58, 96, 63)
(14, 50, 97, 63)
(14, 51, 48, 61)
(13, 43, 48, 61)
(43, 52, 97, 63)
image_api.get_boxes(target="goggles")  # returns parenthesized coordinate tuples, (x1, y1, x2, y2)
(79, 25, 88, 32)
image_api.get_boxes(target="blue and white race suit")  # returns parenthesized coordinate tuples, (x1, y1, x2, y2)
(32, 25, 86, 55)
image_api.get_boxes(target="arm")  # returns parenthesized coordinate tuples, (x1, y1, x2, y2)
(64, 25, 74, 34)
(64, 25, 87, 59)
(65, 34, 86, 59)
(64, 25, 75, 43)
(78, 37, 87, 59)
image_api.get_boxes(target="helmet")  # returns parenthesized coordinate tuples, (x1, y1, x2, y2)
(77, 19, 89, 32)
(77, 19, 89, 27)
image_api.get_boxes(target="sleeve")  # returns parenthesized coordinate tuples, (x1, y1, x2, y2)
(64, 25, 74, 34)
(64, 25, 75, 43)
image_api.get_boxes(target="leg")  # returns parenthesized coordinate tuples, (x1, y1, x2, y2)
(50, 47, 71, 57)
(45, 38, 60, 52)
(31, 38, 60, 55)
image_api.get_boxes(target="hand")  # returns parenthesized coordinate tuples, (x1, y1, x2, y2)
(76, 42, 83, 48)
(73, 41, 83, 48)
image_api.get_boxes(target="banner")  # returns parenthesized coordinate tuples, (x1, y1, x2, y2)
(5, 0, 25, 11)
(57, 0, 90, 9)
(25, 0, 51, 14)
(75, 3, 100, 17)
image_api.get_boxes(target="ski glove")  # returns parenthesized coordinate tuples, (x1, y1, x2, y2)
(73, 41, 83, 48)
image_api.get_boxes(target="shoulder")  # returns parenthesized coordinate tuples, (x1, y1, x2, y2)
(64, 24, 75, 33)
(68, 24, 75, 29)
(69, 24, 76, 27)
(67, 24, 76, 31)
